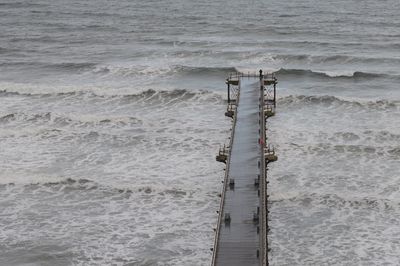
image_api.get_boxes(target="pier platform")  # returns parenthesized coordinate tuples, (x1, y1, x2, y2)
(212, 72, 277, 266)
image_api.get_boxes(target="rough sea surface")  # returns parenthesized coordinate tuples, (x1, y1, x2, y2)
(0, 0, 399, 265)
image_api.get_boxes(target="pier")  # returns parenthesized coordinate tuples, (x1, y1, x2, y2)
(212, 71, 277, 266)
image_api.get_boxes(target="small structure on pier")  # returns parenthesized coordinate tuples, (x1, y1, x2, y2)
(216, 145, 228, 164)
(225, 74, 240, 105)
(262, 74, 278, 117)
(224, 75, 240, 118)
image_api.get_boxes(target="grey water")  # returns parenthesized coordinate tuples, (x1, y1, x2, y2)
(0, 0, 399, 265)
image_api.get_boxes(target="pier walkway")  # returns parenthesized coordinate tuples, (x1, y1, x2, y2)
(212, 72, 277, 266)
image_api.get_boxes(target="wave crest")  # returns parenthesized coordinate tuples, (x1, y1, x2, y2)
(0, 88, 223, 104)
(92, 65, 237, 77)
(1, 178, 191, 199)
(274, 68, 392, 80)
(272, 192, 398, 211)
(278, 95, 400, 110)
(0, 112, 143, 128)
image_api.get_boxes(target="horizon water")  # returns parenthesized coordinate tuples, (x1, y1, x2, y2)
(0, 0, 399, 265)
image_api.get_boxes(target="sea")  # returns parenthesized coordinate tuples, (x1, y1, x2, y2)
(0, 0, 399, 265)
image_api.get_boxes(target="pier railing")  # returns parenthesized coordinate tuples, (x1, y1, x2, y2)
(259, 75, 268, 266)
(260, 72, 278, 266)
(228, 71, 276, 81)
(211, 79, 241, 265)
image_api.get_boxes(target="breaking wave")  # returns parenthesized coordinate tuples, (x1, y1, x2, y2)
(271, 192, 400, 212)
(274, 68, 395, 80)
(0, 112, 143, 127)
(278, 95, 400, 110)
(173, 66, 237, 75)
(1, 177, 193, 199)
(272, 54, 400, 65)
(0, 61, 97, 71)
(92, 64, 237, 77)
(0, 88, 223, 103)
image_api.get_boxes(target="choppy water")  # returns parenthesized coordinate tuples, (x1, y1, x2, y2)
(0, 0, 399, 265)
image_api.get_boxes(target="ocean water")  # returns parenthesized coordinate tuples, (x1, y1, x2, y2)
(0, 0, 399, 265)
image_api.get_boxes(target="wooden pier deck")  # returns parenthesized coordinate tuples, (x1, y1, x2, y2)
(212, 72, 277, 266)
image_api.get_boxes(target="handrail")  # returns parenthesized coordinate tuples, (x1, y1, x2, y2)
(259, 76, 268, 266)
(211, 80, 241, 266)
(228, 71, 276, 80)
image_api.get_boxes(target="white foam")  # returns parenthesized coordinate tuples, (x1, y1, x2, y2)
(314, 69, 356, 77)
(267, 90, 400, 265)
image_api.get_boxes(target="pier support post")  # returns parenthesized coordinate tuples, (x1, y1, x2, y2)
(273, 81, 276, 108)
(227, 82, 231, 104)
